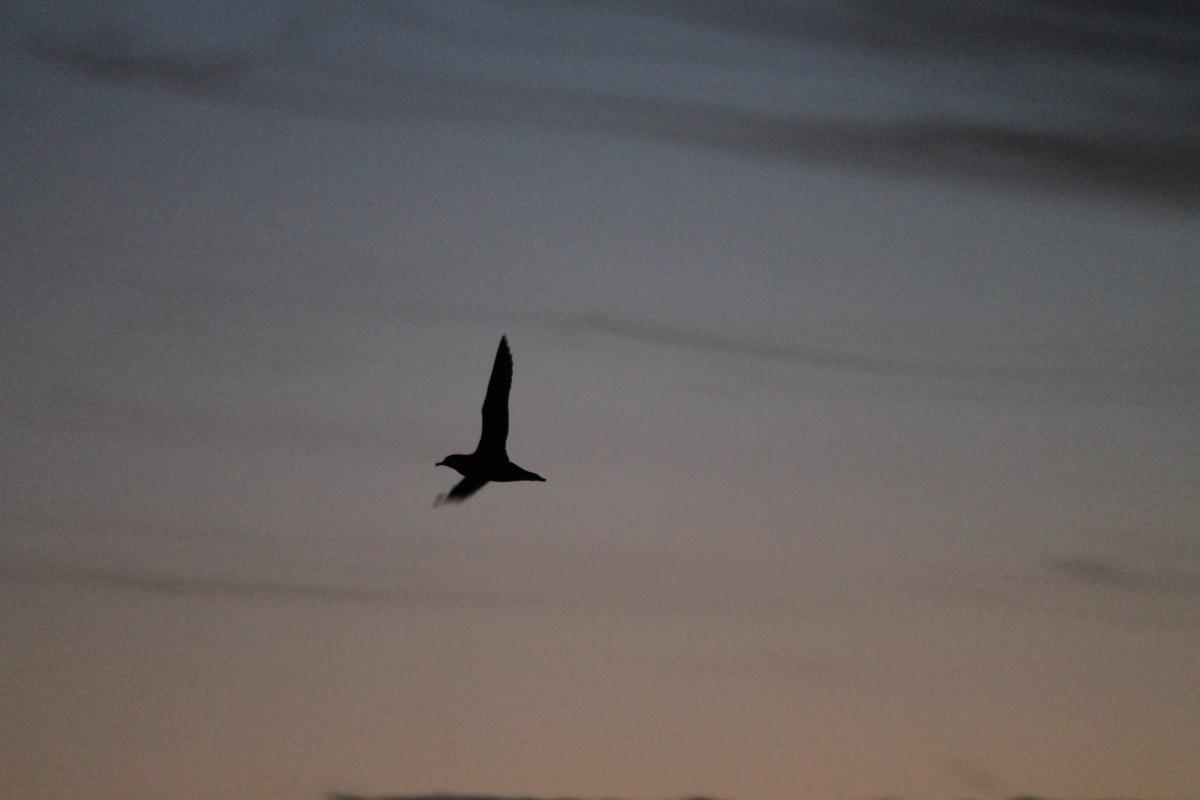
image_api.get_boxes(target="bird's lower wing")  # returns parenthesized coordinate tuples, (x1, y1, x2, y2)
(434, 475, 488, 506)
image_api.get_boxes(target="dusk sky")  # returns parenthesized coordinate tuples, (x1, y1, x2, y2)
(1, 2, 1198, 799)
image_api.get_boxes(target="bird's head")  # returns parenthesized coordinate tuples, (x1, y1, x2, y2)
(435, 453, 471, 475)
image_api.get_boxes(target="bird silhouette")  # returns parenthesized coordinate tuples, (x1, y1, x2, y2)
(435, 336, 545, 505)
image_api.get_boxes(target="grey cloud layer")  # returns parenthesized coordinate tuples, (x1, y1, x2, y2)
(23, 0, 1200, 210)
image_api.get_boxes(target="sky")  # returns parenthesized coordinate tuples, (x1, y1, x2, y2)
(1, 2, 1198, 799)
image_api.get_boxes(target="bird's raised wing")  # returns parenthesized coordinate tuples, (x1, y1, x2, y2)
(476, 336, 511, 457)
(435, 474, 488, 506)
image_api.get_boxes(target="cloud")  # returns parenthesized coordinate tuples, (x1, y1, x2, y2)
(951, 555, 1200, 630)
(1045, 557, 1200, 597)
(326, 794, 1149, 800)
(945, 755, 1006, 795)
(0, 561, 536, 609)
(24, 7, 1200, 209)
(549, 312, 1199, 403)
(564, 312, 1122, 380)
(7, 383, 433, 458)
(669, 1, 1200, 72)
(51, 275, 1200, 403)
(329, 796, 729, 800)
(27, 33, 247, 93)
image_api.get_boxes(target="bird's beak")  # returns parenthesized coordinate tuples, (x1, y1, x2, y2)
(435, 460, 444, 467)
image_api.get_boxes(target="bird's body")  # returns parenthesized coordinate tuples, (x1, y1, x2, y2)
(436, 336, 545, 505)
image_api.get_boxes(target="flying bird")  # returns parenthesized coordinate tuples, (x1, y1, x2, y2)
(435, 336, 545, 505)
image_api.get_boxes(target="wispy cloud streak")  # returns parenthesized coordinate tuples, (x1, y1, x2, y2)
(0, 562, 535, 608)
(952, 555, 1200, 630)
(669, 1, 1200, 72)
(552, 312, 1200, 400)
(328, 794, 729, 800)
(6, 383, 433, 457)
(1046, 557, 1200, 597)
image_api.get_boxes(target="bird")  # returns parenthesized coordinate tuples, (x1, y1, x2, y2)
(435, 336, 545, 505)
